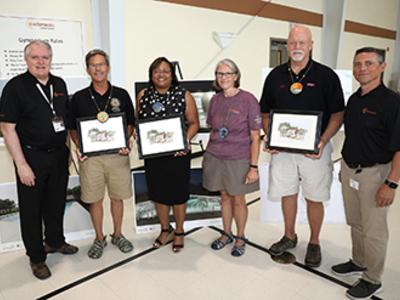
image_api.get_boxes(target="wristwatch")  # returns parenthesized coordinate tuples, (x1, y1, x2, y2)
(384, 179, 398, 189)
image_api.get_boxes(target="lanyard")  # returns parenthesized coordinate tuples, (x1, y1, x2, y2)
(36, 83, 55, 115)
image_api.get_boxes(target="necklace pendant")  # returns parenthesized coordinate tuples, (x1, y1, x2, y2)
(97, 111, 109, 123)
(290, 82, 303, 95)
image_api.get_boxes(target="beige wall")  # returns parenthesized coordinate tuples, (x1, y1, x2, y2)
(271, 0, 323, 13)
(346, 0, 398, 30)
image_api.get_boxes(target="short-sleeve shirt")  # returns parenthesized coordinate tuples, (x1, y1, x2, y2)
(260, 59, 345, 133)
(138, 85, 186, 120)
(0, 71, 68, 148)
(342, 84, 400, 164)
(206, 90, 262, 160)
(67, 82, 135, 129)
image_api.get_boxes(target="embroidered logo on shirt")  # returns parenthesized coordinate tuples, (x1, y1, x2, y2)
(228, 108, 240, 114)
(306, 82, 316, 87)
(53, 92, 65, 97)
(362, 107, 377, 115)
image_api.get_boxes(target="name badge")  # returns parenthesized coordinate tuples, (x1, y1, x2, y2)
(349, 178, 359, 191)
(52, 116, 65, 133)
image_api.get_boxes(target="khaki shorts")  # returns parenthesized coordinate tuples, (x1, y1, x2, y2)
(202, 152, 259, 196)
(268, 143, 333, 202)
(79, 154, 132, 203)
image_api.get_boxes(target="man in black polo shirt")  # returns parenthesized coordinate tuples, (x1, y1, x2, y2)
(260, 25, 345, 267)
(0, 40, 78, 280)
(68, 49, 135, 259)
(331, 47, 400, 299)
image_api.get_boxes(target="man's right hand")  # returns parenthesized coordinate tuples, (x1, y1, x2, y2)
(17, 163, 36, 187)
(263, 135, 279, 154)
(76, 148, 88, 162)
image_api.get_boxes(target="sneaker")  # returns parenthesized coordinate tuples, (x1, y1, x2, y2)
(346, 279, 382, 299)
(211, 232, 234, 250)
(269, 235, 298, 256)
(30, 261, 51, 280)
(44, 242, 79, 255)
(331, 260, 367, 277)
(111, 234, 134, 253)
(88, 237, 107, 259)
(305, 243, 321, 267)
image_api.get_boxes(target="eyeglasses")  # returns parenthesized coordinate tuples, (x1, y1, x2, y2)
(153, 69, 172, 75)
(88, 62, 107, 69)
(216, 72, 236, 78)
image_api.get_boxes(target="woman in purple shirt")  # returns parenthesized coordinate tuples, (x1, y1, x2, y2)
(202, 59, 261, 257)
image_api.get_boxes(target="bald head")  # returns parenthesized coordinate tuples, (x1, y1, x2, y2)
(287, 25, 313, 64)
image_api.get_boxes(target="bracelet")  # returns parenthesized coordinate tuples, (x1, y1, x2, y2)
(250, 164, 258, 169)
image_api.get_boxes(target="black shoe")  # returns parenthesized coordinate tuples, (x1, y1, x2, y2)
(30, 261, 51, 280)
(331, 260, 367, 277)
(305, 243, 321, 268)
(45, 242, 79, 254)
(346, 279, 382, 299)
(269, 235, 297, 256)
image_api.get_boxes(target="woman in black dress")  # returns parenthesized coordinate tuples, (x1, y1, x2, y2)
(136, 57, 199, 252)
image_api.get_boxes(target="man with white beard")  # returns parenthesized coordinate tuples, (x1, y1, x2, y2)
(260, 25, 345, 267)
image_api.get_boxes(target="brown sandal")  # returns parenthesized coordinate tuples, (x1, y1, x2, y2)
(172, 231, 185, 253)
(153, 225, 174, 248)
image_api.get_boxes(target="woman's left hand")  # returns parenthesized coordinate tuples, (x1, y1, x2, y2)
(119, 147, 130, 156)
(245, 168, 259, 184)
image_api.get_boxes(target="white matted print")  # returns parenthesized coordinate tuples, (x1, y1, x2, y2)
(137, 115, 187, 158)
(78, 113, 128, 156)
(268, 110, 322, 154)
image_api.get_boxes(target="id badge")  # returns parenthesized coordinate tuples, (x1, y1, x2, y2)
(52, 116, 65, 133)
(349, 178, 359, 190)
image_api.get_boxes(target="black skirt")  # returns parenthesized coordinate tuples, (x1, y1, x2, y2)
(144, 154, 190, 205)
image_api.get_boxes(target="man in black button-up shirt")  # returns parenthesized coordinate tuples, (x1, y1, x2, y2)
(332, 47, 400, 300)
(0, 40, 78, 280)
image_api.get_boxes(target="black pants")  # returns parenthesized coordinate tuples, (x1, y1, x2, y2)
(16, 146, 69, 263)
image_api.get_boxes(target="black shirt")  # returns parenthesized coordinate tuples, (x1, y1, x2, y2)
(260, 59, 345, 132)
(67, 82, 135, 130)
(342, 84, 400, 164)
(0, 71, 68, 148)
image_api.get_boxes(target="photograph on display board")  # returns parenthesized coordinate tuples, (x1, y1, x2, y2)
(134, 80, 216, 132)
(0, 176, 93, 253)
(133, 168, 222, 233)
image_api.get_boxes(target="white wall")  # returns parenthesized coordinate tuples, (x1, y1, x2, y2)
(124, 0, 322, 98)
(0, 0, 94, 53)
(271, 0, 323, 14)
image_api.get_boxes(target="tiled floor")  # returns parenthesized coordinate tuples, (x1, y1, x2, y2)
(0, 136, 399, 300)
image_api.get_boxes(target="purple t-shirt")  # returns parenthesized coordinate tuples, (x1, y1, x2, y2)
(206, 90, 262, 160)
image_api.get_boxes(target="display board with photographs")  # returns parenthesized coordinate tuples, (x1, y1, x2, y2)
(133, 168, 222, 233)
(0, 175, 94, 253)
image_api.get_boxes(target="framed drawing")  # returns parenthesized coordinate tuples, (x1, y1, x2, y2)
(77, 113, 128, 156)
(136, 115, 188, 159)
(267, 109, 322, 154)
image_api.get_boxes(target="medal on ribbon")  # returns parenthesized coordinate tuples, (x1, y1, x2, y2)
(97, 111, 109, 123)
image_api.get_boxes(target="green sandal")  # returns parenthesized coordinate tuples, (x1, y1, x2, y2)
(111, 234, 134, 253)
(88, 237, 107, 259)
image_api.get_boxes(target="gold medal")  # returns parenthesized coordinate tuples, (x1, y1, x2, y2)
(290, 82, 303, 95)
(97, 111, 109, 123)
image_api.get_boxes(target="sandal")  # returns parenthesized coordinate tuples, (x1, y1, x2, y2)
(210, 232, 234, 250)
(88, 237, 107, 259)
(231, 236, 247, 257)
(111, 234, 134, 253)
(172, 231, 184, 253)
(153, 225, 174, 248)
